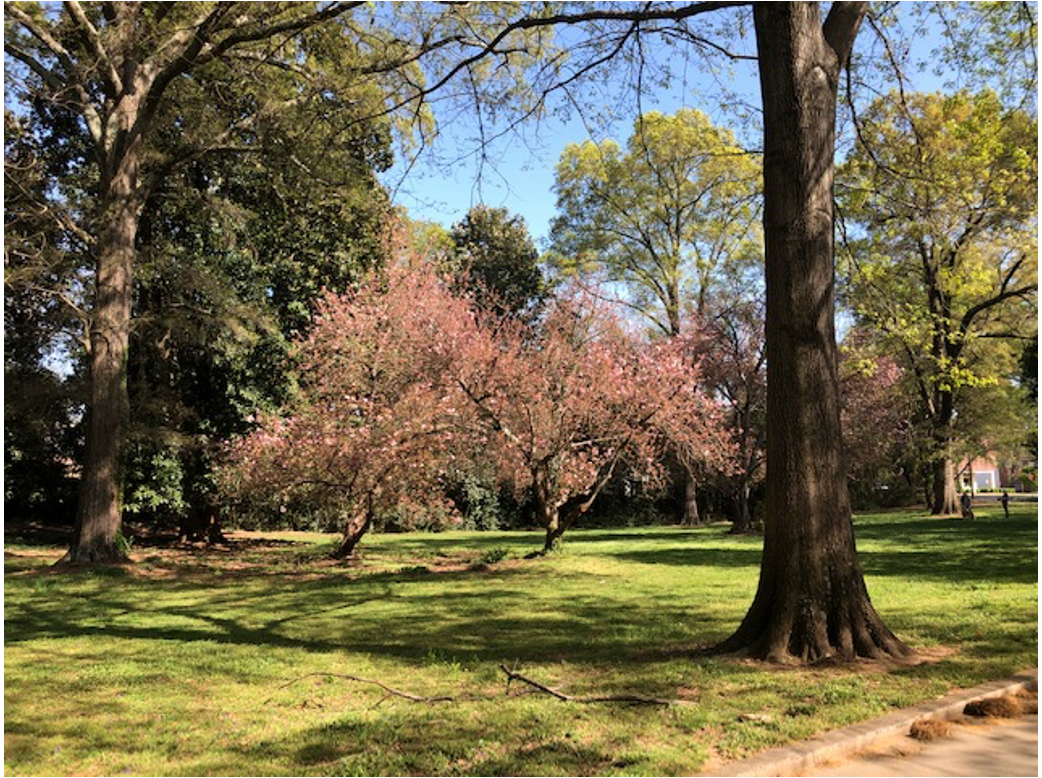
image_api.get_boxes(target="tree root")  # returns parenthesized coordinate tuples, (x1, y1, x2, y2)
(269, 666, 686, 707)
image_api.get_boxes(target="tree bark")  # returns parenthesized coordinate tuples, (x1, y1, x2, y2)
(62, 141, 143, 565)
(333, 508, 374, 560)
(930, 399, 959, 515)
(717, 2, 909, 662)
(730, 479, 752, 534)
(534, 466, 564, 553)
(682, 470, 701, 526)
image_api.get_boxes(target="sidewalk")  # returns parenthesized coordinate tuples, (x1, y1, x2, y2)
(803, 713, 1037, 777)
(703, 669, 1038, 777)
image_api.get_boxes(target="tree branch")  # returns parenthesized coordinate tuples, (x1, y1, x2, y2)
(823, 1, 869, 69)
(498, 665, 676, 705)
(63, 0, 123, 94)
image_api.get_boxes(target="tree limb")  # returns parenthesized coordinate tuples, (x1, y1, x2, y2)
(498, 665, 677, 705)
(63, 0, 123, 94)
(823, 1, 869, 69)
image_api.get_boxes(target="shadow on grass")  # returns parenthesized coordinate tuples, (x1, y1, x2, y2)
(605, 512, 1036, 585)
(235, 706, 628, 777)
(4, 561, 734, 669)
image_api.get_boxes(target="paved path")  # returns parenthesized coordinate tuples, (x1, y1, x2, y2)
(704, 671, 1038, 777)
(803, 714, 1038, 777)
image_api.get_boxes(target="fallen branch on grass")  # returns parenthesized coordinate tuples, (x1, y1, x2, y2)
(497, 664, 676, 706)
(269, 667, 685, 708)
(266, 672, 487, 705)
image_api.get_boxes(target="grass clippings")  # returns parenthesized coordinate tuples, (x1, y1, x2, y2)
(963, 695, 1023, 718)
(908, 718, 953, 740)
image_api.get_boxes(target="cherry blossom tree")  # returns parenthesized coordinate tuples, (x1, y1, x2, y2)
(695, 299, 768, 533)
(221, 264, 468, 559)
(839, 351, 913, 503)
(223, 261, 733, 557)
(450, 292, 735, 553)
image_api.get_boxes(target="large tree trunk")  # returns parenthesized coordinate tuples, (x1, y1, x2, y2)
(718, 2, 909, 662)
(62, 149, 142, 565)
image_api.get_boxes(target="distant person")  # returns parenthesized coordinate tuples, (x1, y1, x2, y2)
(1001, 490, 1010, 519)
(959, 491, 974, 520)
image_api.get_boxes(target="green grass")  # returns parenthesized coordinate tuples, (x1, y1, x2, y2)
(4, 506, 1037, 776)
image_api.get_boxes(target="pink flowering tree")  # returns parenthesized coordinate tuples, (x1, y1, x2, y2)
(693, 299, 768, 533)
(220, 265, 469, 559)
(840, 352, 912, 501)
(449, 293, 735, 553)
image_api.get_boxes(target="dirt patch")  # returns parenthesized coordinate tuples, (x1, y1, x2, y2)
(726, 644, 956, 676)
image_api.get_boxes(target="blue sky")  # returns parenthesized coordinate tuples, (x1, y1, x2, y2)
(380, 25, 762, 245)
(376, 4, 1000, 247)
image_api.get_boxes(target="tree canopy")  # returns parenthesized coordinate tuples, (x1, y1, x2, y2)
(550, 108, 761, 336)
(839, 89, 1038, 513)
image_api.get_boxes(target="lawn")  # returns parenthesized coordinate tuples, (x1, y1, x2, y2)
(4, 505, 1037, 776)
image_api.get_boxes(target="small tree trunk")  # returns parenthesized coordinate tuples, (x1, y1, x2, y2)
(931, 455, 959, 515)
(682, 471, 701, 526)
(718, 2, 909, 663)
(543, 514, 565, 554)
(334, 509, 373, 560)
(730, 480, 752, 534)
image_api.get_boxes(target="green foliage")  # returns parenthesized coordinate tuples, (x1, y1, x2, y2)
(444, 467, 506, 532)
(550, 109, 761, 334)
(449, 205, 545, 319)
(3, 111, 87, 525)
(5, 1, 401, 534)
(838, 89, 1037, 470)
(476, 546, 511, 565)
(5, 508, 1037, 775)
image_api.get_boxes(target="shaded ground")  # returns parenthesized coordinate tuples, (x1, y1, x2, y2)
(4, 507, 1037, 776)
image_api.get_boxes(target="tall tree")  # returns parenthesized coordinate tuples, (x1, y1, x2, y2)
(838, 90, 1038, 515)
(716, 2, 913, 661)
(121, 64, 393, 534)
(4, 2, 386, 563)
(550, 108, 760, 525)
(550, 108, 761, 336)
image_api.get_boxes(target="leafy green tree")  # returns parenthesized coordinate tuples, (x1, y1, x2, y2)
(450, 205, 545, 319)
(4, 110, 87, 527)
(4, 2, 394, 562)
(550, 108, 761, 335)
(119, 63, 394, 535)
(549, 108, 760, 526)
(838, 90, 1038, 515)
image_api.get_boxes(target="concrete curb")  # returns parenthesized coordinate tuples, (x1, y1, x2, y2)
(701, 668, 1038, 777)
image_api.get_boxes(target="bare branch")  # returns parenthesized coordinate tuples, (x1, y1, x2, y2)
(498, 665, 678, 705)
(63, 0, 123, 94)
